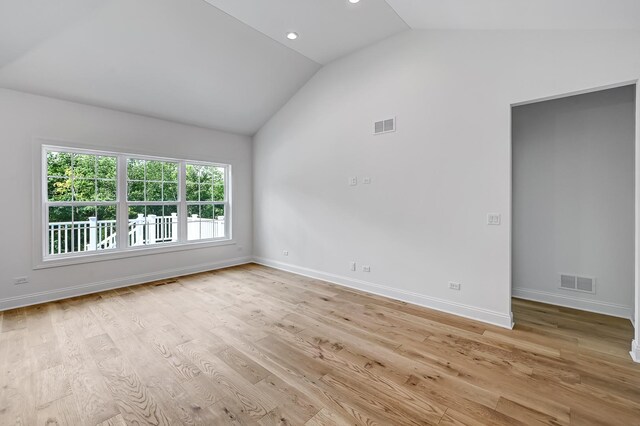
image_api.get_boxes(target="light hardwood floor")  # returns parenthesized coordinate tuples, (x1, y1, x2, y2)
(1, 264, 639, 425)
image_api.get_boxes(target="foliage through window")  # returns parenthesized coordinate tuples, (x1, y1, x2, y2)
(46, 151, 118, 255)
(126, 158, 180, 247)
(43, 146, 230, 260)
(186, 163, 226, 241)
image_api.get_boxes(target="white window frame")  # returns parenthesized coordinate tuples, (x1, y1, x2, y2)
(35, 142, 233, 269)
(183, 159, 230, 243)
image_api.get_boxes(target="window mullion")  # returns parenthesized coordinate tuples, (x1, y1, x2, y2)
(179, 161, 187, 243)
(117, 155, 128, 250)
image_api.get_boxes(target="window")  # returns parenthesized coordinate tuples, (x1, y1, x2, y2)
(46, 151, 118, 255)
(42, 145, 231, 262)
(126, 158, 179, 247)
(186, 163, 226, 241)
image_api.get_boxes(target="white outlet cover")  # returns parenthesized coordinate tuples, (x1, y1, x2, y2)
(283, 250, 289, 256)
(349, 177, 357, 186)
(363, 177, 372, 184)
(487, 213, 501, 225)
(362, 266, 371, 272)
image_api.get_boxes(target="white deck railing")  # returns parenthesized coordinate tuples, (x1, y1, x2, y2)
(48, 213, 224, 255)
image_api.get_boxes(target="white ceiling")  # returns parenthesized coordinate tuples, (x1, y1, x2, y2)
(385, 0, 640, 30)
(0, 0, 320, 135)
(204, 0, 409, 65)
(1, 0, 638, 136)
(0, 0, 104, 69)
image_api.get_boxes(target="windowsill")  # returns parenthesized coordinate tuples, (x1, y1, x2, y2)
(34, 238, 236, 270)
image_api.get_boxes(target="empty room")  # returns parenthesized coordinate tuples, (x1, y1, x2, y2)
(1, 0, 639, 425)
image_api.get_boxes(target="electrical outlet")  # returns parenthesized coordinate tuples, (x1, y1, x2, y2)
(362, 266, 371, 272)
(349, 176, 358, 186)
(350, 261, 356, 271)
(448, 282, 461, 291)
(487, 213, 501, 225)
(282, 250, 289, 256)
(363, 177, 372, 184)
(14, 276, 29, 285)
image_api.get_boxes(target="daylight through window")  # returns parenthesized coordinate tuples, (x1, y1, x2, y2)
(43, 146, 230, 260)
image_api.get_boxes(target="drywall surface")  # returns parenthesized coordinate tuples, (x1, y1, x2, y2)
(512, 86, 635, 319)
(0, 89, 252, 309)
(253, 30, 640, 328)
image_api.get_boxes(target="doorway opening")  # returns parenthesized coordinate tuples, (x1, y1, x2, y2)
(510, 83, 637, 360)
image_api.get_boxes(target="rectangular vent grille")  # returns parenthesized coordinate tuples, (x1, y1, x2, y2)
(560, 274, 576, 289)
(576, 276, 594, 292)
(559, 274, 595, 294)
(374, 117, 396, 135)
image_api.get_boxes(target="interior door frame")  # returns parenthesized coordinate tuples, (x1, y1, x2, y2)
(508, 79, 640, 362)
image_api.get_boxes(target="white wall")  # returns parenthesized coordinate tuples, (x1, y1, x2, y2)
(512, 86, 635, 319)
(0, 89, 252, 310)
(253, 30, 640, 329)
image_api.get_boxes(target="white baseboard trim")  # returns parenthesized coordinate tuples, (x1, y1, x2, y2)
(513, 287, 633, 322)
(0, 256, 252, 312)
(631, 340, 640, 363)
(253, 257, 514, 329)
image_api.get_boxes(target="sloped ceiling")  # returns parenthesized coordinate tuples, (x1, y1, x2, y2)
(1, 0, 638, 135)
(0, 0, 321, 135)
(205, 0, 409, 64)
(385, 0, 640, 30)
(0, 0, 104, 69)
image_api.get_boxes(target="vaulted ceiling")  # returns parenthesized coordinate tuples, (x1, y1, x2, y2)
(205, 0, 408, 65)
(0, 0, 321, 135)
(386, 0, 640, 30)
(1, 0, 638, 135)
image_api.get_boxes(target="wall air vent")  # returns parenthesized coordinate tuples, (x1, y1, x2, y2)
(576, 276, 595, 293)
(559, 274, 595, 294)
(560, 274, 576, 290)
(374, 117, 396, 135)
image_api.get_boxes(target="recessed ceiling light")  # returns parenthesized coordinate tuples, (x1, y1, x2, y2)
(286, 32, 298, 40)
(349, 0, 361, 3)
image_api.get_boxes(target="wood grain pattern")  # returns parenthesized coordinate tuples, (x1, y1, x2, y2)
(1, 263, 639, 425)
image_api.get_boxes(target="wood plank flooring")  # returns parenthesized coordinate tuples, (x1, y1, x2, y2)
(1, 263, 639, 425)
